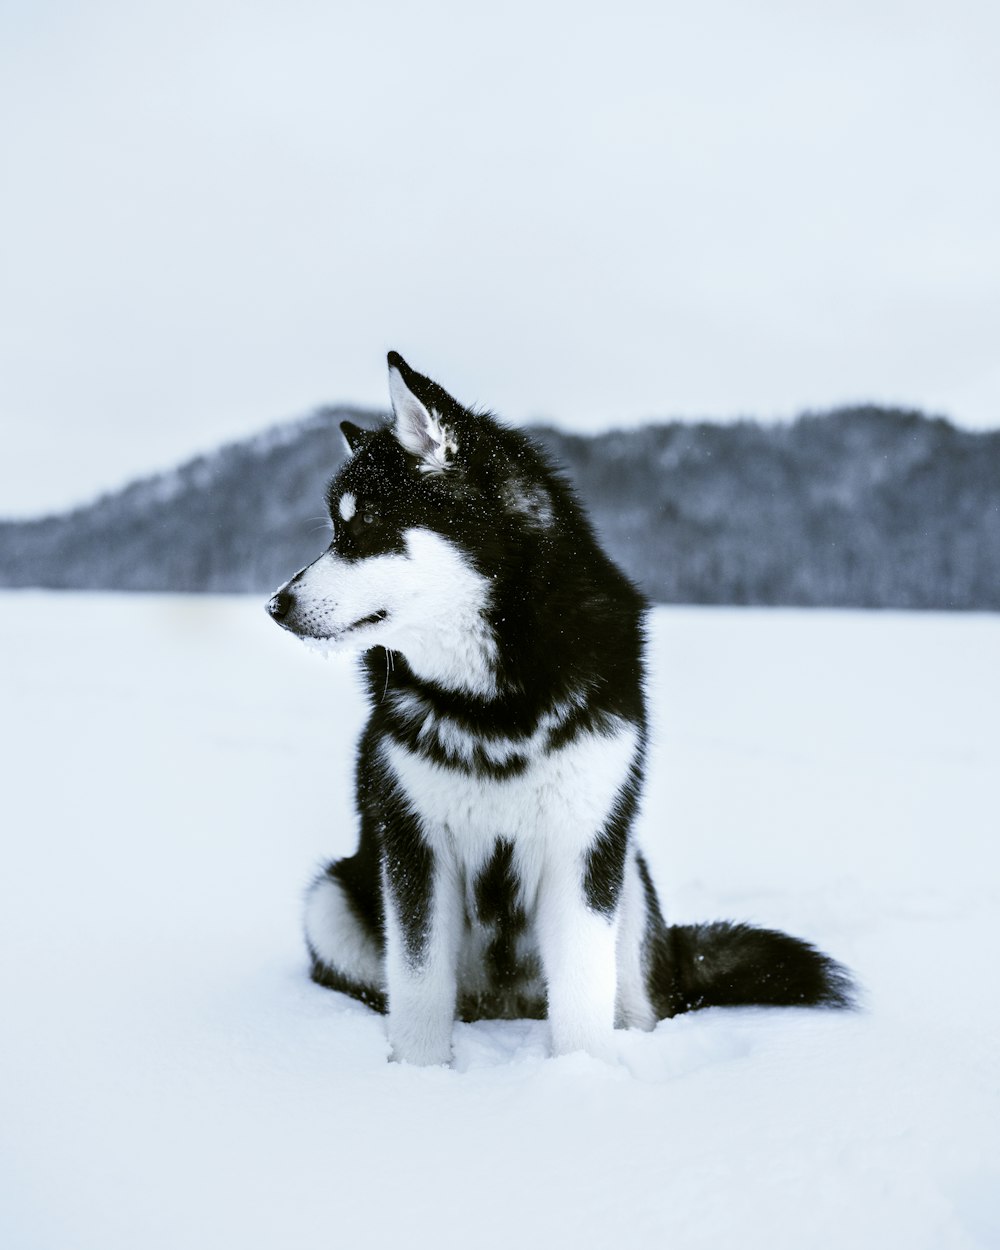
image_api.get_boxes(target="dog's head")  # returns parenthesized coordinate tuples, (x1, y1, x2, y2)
(266, 352, 559, 696)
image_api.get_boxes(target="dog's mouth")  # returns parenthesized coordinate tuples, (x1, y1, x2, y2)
(298, 609, 389, 643)
(341, 609, 389, 636)
(281, 608, 390, 650)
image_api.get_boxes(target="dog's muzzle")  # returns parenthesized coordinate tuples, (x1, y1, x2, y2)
(265, 588, 389, 639)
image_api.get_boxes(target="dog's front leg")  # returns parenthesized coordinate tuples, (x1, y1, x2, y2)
(536, 856, 619, 1062)
(381, 834, 461, 1066)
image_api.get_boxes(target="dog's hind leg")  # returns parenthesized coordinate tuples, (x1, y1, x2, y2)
(304, 860, 387, 1012)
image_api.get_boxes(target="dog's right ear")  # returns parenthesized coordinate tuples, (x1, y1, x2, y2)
(340, 421, 367, 454)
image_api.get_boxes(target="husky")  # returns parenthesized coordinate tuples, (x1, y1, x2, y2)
(266, 352, 853, 1065)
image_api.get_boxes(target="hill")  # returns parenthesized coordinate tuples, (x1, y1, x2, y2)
(1, 406, 998, 607)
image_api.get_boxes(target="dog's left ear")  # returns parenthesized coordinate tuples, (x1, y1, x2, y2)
(340, 421, 367, 454)
(387, 351, 458, 473)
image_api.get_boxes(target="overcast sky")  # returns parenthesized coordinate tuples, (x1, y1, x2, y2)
(2, 0, 998, 516)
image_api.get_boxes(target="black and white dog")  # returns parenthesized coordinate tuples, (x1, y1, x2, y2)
(267, 352, 852, 1065)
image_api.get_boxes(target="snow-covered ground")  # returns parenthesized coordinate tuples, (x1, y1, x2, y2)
(2, 594, 998, 1249)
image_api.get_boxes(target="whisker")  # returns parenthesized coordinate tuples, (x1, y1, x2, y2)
(380, 648, 394, 703)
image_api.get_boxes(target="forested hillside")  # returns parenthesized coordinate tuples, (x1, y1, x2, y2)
(533, 409, 1000, 608)
(2, 406, 998, 608)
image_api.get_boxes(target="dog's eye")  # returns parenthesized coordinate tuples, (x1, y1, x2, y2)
(363, 512, 375, 525)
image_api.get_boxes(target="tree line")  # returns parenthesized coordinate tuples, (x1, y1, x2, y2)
(1, 404, 998, 608)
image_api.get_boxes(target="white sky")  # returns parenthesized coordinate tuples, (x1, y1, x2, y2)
(1, 0, 998, 516)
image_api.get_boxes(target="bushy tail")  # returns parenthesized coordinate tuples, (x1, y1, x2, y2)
(649, 921, 855, 1018)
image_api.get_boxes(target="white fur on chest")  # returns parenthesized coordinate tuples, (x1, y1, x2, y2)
(381, 718, 639, 881)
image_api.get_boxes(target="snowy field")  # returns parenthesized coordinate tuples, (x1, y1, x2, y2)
(2, 593, 998, 1250)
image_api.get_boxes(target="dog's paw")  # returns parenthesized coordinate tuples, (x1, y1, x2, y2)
(388, 1043, 453, 1067)
(548, 1024, 619, 1066)
(387, 1023, 454, 1067)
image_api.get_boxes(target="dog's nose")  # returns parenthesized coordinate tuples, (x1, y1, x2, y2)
(267, 590, 293, 621)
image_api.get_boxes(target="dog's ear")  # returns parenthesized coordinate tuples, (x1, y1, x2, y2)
(340, 421, 367, 454)
(387, 351, 458, 473)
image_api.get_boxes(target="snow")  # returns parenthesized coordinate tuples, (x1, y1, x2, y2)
(1, 594, 998, 1249)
